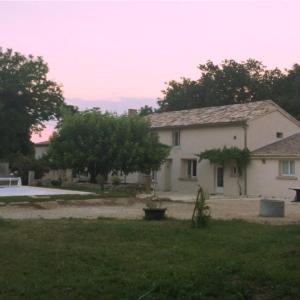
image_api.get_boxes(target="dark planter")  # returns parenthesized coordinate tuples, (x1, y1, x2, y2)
(143, 208, 167, 220)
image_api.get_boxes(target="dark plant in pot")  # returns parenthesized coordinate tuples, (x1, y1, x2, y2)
(143, 197, 167, 220)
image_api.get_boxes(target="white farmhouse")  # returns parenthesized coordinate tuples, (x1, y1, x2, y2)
(149, 100, 300, 199)
(34, 100, 300, 199)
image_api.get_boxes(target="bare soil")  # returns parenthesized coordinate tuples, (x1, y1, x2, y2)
(0, 197, 300, 224)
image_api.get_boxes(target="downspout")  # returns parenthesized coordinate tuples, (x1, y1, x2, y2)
(243, 123, 248, 196)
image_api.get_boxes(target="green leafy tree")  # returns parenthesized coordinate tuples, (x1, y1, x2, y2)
(158, 78, 204, 111)
(49, 111, 170, 183)
(276, 64, 300, 119)
(0, 48, 65, 159)
(49, 110, 117, 183)
(138, 105, 155, 116)
(158, 59, 300, 119)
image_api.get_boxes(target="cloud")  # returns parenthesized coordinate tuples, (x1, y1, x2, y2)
(66, 97, 158, 114)
(32, 96, 158, 143)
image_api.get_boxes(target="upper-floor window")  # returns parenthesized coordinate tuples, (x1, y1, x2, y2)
(280, 160, 295, 176)
(276, 132, 283, 138)
(172, 129, 180, 146)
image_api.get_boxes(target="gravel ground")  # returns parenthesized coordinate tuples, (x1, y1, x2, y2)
(0, 197, 300, 224)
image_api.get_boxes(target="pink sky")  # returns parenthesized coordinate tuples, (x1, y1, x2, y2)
(1, 1, 300, 141)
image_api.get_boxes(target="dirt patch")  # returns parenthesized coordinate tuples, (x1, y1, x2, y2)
(0, 197, 300, 224)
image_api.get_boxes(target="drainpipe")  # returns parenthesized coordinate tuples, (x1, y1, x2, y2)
(243, 123, 248, 196)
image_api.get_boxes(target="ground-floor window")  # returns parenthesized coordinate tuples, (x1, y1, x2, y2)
(188, 159, 197, 178)
(180, 159, 198, 179)
(151, 170, 157, 181)
(280, 160, 295, 176)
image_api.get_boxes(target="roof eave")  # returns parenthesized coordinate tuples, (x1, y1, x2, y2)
(251, 153, 300, 159)
(150, 120, 247, 130)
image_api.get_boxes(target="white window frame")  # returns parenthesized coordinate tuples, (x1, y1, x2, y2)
(172, 129, 180, 146)
(151, 170, 157, 181)
(187, 159, 197, 178)
(280, 160, 295, 177)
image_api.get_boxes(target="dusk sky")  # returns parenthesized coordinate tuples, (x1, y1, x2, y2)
(1, 0, 300, 141)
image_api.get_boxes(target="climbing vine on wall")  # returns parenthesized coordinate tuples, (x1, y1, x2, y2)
(196, 147, 250, 170)
(196, 147, 251, 195)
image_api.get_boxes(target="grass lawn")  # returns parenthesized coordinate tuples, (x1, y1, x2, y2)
(0, 185, 136, 203)
(0, 219, 300, 300)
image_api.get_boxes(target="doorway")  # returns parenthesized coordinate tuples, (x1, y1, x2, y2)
(215, 166, 224, 194)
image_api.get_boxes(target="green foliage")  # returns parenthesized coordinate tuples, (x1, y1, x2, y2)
(50, 179, 62, 187)
(9, 154, 50, 185)
(49, 111, 170, 182)
(138, 105, 154, 116)
(96, 174, 106, 188)
(1, 219, 300, 299)
(111, 175, 121, 186)
(197, 147, 250, 195)
(192, 186, 211, 228)
(158, 59, 300, 120)
(0, 48, 66, 158)
(197, 147, 251, 171)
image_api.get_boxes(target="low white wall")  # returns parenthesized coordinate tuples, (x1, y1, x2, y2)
(247, 158, 300, 199)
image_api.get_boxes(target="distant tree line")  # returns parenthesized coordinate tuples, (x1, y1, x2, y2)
(141, 59, 300, 120)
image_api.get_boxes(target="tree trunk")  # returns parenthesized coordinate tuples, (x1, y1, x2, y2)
(89, 166, 97, 183)
(90, 173, 97, 184)
(144, 174, 152, 194)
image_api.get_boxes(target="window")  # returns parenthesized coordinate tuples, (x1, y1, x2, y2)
(276, 132, 283, 138)
(231, 165, 242, 177)
(172, 129, 180, 146)
(280, 160, 295, 176)
(187, 159, 197, 178)
(151, 170, 157, 181)
(231, 166, 238, 177)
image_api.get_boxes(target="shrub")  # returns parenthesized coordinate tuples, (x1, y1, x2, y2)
(192, 186, 211, 228)
(51, 179, 62, 187)
(111, 175, 121, 186)
(96, 174, 106, 190)
(9, 154, 50, 185)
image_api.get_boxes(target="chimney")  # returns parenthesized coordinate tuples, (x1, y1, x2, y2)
(128, 109, 137, 117)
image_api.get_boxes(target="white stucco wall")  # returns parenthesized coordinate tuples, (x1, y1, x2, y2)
(247, 111, 300, 150)
(34, 146, 49, 159)
(155, 110, 300, 197)
(247, 158, 300, 199)
(155, 125, 245, 195)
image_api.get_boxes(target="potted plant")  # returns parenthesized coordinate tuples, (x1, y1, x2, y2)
(143, 196, 167, 220)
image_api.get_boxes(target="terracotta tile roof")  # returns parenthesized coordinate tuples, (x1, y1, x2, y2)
(252, 133, 300, 157)
(149, 100, 278, 129)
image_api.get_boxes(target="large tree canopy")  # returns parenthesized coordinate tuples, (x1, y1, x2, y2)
(49, 110, 170, 183)
(0, 48, 65, 159)
(157, 59, 300, 119)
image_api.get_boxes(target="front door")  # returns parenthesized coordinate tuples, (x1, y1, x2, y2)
(216, 166, 224, 194)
